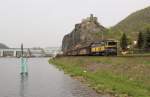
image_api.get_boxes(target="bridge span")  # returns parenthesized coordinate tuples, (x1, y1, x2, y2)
(0, 48, 30, 57)
(0, 47, 62, 57)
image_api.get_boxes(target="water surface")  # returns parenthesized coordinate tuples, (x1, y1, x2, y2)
(0, 58, 104, 97)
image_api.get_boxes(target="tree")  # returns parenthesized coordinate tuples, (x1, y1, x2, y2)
(120, 33, 128, 50)
(143, 28, 150, 49)
(137, 31, 144, 49)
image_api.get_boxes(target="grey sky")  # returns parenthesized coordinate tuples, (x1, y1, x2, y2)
(0, 0, 150, 48)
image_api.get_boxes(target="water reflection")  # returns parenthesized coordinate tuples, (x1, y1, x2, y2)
(20, 74, 28, 97)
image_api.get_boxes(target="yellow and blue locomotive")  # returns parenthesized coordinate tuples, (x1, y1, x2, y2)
(90, 40, 118, 55)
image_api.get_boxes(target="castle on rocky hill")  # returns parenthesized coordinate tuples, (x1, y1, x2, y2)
(62, 14, 107, 53)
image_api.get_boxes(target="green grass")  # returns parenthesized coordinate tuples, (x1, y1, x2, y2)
(49, 56, 150, 97)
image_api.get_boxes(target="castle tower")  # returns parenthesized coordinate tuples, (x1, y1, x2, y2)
(90, 14, 94, 21)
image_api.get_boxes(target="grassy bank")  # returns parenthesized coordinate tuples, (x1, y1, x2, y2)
(49, 56, 150, 97)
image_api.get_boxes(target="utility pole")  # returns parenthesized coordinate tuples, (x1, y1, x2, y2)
(102, 31, 104, 40)
(21, 43, 23, 57)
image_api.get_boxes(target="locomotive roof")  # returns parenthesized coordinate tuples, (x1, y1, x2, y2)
(92, 39, 117, 44)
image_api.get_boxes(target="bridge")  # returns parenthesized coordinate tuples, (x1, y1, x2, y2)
(0, 47, 62, 57)
(0, 48, 30, 57)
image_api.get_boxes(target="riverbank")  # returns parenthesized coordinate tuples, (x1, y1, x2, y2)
(49, 56, 150, 97)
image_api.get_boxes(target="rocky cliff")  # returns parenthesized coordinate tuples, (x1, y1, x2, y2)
(62, 14, 107, 52)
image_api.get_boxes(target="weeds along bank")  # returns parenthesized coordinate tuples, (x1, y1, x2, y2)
(49, 56, 150, 97)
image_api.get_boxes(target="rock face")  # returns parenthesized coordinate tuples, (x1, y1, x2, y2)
(62, 14, 107, 52)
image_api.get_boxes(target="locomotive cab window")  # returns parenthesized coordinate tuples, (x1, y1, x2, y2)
(108, 42, 117, 45)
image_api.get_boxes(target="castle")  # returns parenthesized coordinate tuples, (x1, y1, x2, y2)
(82, 14, 98, 23)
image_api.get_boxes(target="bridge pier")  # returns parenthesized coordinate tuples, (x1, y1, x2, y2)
(0, 50, 4, 57)
(13, 50, 17, 57)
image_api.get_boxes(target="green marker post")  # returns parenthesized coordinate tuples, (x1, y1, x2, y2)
(20, 44, 28, 75)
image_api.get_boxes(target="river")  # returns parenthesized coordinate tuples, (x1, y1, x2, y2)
(0, 58, 104, 97)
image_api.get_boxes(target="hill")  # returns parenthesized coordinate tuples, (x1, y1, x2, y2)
(111, 6, 150, 39)
(0, 43, 9, 49)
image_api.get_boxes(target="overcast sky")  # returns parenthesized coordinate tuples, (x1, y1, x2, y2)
(0, 0, 150, 48)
